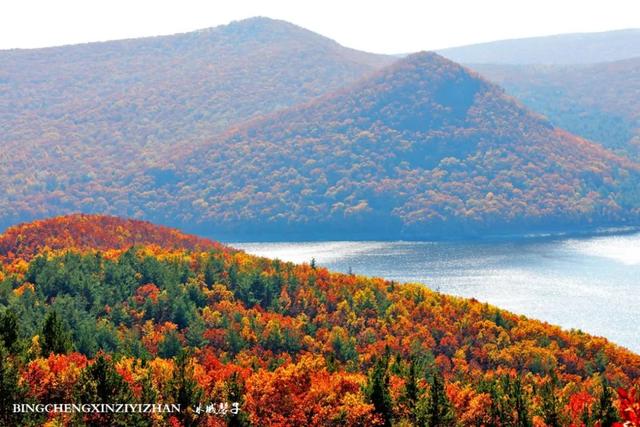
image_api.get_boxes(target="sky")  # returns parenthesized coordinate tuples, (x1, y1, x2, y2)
(1, 0, 639, 53)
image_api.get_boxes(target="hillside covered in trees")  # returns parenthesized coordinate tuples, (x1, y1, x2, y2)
(0, 214, 222, 263)
(2, 21, 640, 239)
(153, 52, 640, 239)
(0, 214, 639, 426)
(0, 23, 640, 239)
(0, 17, 391, 230)
(4, 49, 640, 239)
(470, 58, 640, 160)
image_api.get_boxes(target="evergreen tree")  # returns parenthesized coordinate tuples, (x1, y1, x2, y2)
(406, 359, 419, 405)
(540, 378, 562, 427)
(173, 300, 192, 329)
(0, 309, 18, 351)
(41, 310, 73, 355)
(226, 328, 246, 356)
(330, 327, 358, 363)
(203, 255, 224, 287)
(226, 371, 249, 427)
(76, 321, 99, 357)
(404, 357, 420, 424)
(513, 376, 533, 427)
(417, 372, 455, 426)
(484, 378, 509, 425)
(169, 351, 203, 427)
(594, 378, 619, 427)
(185, 316, 206, 348)
(74, 354, 145, 426)
(226, 262, 239, 289)
(483, 374, 532, 427)
(365, 355, 393, 427)
(158, 330, 182, 359)
(0, 343, 27, 426)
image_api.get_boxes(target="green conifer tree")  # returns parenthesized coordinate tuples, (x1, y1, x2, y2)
(594, 377, 620, 427)
(540, 377, 562, 427)
(169, 351, 203, 427)
(366, 355, 393, 427)
(74, 354, 145, 426)
(0, 343, 26, 426)
(417, 372, 455, 426)
(41, 310, 73, 355)
(226, 371, 250, 427)
(0, 309, 19, 351)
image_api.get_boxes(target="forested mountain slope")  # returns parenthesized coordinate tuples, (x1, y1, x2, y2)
(149, 52, 640, 239)
(470, 58, 640, 159)
(438, 28, 640, 64)
(0, 17, 392, 228)
(0, 214, 223, 263)
(2, 24, 640, 239)
(0, 215, 638, 426)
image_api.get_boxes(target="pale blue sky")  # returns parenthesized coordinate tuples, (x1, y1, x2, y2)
(1, 0, 639, 52)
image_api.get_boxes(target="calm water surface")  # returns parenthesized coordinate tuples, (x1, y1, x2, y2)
(231, 233, 640, 353)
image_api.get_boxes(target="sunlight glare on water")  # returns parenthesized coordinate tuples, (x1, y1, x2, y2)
(234, 241, 389, 264)
(564, 234, 640, 265)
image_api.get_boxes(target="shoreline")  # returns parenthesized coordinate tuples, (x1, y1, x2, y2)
(221, 224, 640, 244)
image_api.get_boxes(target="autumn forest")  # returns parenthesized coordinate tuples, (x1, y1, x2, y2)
(2, 19, 640, 239)
(2, 14, 640, 427)
(0, 215, 638, 426)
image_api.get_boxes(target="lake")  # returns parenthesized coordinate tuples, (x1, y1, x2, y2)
(231, 233, 640, 353)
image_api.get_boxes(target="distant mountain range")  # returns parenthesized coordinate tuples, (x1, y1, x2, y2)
(0, 17, 392, 230)
(437, 28, 640, 163)
(469, 58, 640, 159)
(1, 18, 640, 238)
(155, 52, 640, 239)
(437, 28, 640, 64)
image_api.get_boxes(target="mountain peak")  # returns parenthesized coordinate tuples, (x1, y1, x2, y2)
(272, 47, 542, 136)
(400, 50, 451, 64)
(201, 16, 338, 47)
(378, 50, 488, 86)
(210, 16, 303, 34)
(172, 45, 638, 239)
(225, 16, 300, 30)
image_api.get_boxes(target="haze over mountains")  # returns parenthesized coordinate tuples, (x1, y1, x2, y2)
(438, 28, 640, 64)
(471, 58, 640, 160)
(0, 17, 392, 229)
(2, 19, 639, 427)
(438, 28, 640, 160)
(0, 17, 391, 202)
(158, 52, 640, 238)
(1, 18, 640, 239)
(3, 19, 640, 427)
